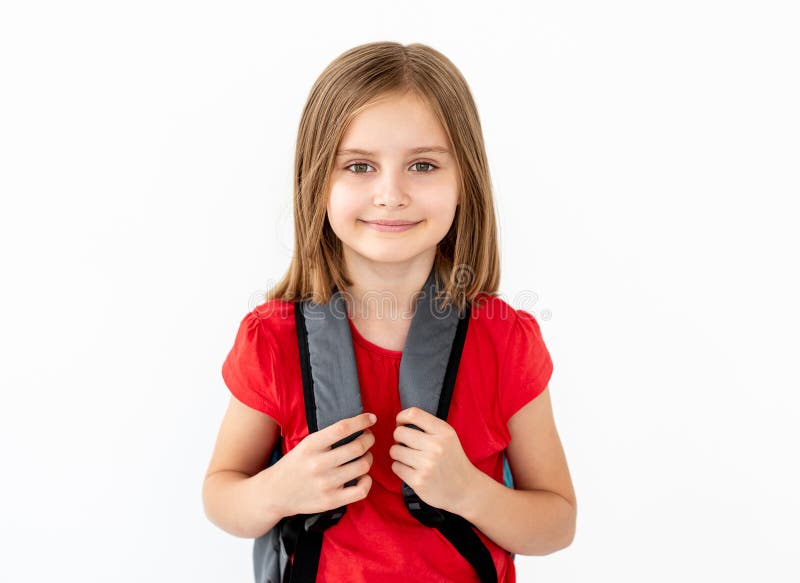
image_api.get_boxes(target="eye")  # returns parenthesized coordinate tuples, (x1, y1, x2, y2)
(344, 161, 439, 175)
(411, 161, 438, 173)
(345, 162, 375, 174)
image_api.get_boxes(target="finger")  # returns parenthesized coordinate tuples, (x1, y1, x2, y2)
(395, 407, 441, 434)
(336, 472, 373, 506)
(327, 429, 375, 467)
(389, 443, 420, 469)
(393, 425, 429, 450)
(330, 450, 373, 488)
(391, 460, 413, 484)
(313, 412, 377, 451)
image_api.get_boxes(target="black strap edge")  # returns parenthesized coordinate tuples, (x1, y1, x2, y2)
(436, 512, 498, 583)
(294, 300, 318, 433)
(436, 304, 472, 420)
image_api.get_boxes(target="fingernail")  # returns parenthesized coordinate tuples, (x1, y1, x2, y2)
(368, 413, 377, 423)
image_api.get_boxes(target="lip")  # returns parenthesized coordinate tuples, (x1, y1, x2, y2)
(359, 219, 422, 232)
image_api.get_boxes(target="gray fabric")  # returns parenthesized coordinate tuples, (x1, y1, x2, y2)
(398, 270, 460, 414)
(302, 286, 364, 430)
(253, 526, 286, 583)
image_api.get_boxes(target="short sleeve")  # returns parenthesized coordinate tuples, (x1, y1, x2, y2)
(221, 310, 282, 424)
(498, 309, 554, 425)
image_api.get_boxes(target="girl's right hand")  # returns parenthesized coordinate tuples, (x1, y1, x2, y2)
(264, 412, 377, 517)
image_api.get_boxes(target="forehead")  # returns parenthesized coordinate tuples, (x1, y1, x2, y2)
(337, 92, 451, 156)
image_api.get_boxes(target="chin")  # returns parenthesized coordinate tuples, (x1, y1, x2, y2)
(349, 242, 423, 264)
(359, 250, 419, 264)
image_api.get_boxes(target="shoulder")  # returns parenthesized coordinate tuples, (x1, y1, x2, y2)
(246, 298, 297, 337)
(470, 291, 551, 380)
(468, 294, 554, 432)
(223, 298, 298, 382)
(469, 292, 529, 343)
(225, 298, 298, 353)
(460, 292, 545, 378)
(221, 299, 297, 421)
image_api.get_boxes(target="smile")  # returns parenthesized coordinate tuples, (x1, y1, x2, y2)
(358, 219, 422, 232)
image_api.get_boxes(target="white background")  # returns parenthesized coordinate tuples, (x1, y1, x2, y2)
(1, 1, 798, 581)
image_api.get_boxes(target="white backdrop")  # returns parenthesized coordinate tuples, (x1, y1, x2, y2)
(1, 1, 798, 581)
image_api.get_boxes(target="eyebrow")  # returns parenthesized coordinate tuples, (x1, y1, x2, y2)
(335, 146, 451, 157)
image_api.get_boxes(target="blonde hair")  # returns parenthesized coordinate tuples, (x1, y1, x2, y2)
(265, 41, 501, 315)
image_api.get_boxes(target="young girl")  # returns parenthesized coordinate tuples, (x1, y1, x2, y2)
(203, 41, 576, 582)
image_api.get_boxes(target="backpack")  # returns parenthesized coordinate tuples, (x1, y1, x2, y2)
(252, 267, 514, 582)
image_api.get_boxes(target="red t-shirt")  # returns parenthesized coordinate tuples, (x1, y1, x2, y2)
(221, 292, 554, 582)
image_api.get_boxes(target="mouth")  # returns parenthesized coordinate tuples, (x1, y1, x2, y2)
(360, 218, 421, 226)
(358, 219, 422, 232)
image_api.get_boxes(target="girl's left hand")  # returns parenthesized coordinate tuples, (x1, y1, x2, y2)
(389, 406, 479, 514)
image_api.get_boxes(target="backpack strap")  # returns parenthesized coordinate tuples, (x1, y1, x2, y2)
(398, 297, 498, 583)
(280, 295, 365, 583)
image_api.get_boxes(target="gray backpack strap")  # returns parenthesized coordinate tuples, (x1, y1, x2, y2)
(301, 288, 364, 430)
(397, 268, 460, 414)
(252, 290, 366, 583)
(270, 293, 368, 583)
(397, 271, 499, 583)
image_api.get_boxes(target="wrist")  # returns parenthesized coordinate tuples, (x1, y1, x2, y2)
(251, 464, 288, 527)
(451, 466, 494, 520)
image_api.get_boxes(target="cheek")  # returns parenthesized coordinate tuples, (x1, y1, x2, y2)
(419, 190, 459, 227)
(327, 186, 363, 227)
(418, 174, 459, 216)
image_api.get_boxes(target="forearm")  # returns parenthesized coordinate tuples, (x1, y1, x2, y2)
(202, 469, 284, 539)
(455, 471, 576, 556)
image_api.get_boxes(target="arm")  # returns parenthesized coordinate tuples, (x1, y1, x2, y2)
(202, 395, 285, 539)
(453, 386, 577, 556)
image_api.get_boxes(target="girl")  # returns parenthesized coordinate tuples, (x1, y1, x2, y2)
(203, 41, 576, 582)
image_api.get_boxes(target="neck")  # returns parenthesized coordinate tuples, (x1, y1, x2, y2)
(341, 252, 436, 323)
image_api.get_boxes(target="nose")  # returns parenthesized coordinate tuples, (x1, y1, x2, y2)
(373, 172, 409, 209)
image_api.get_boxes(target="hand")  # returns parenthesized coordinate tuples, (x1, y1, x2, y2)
(267, 412, 377, 516)
(389, 407, 479, 514)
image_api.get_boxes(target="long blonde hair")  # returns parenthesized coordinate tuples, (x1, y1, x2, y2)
(265, 41, 501, 315)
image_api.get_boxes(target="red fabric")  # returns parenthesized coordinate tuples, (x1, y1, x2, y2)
(221, 293, 553, 582)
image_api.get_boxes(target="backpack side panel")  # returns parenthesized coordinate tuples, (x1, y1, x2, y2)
(252, 439, 286, 582)
(502, 452, 516, 561)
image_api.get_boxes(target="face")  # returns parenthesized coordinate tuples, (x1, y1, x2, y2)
(326, 91, 460, 268)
